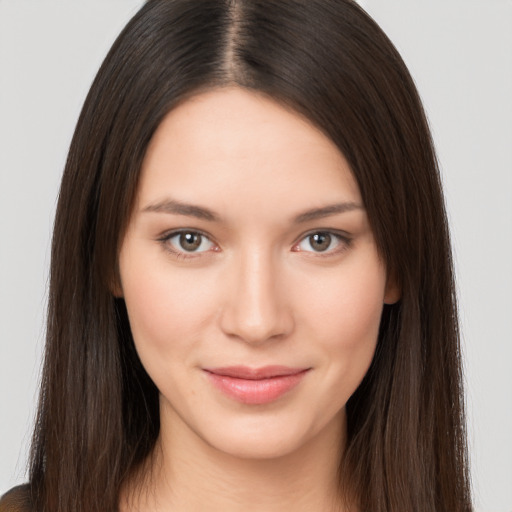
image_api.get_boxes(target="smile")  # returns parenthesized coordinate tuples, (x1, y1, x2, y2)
(203, 366, 310, 405)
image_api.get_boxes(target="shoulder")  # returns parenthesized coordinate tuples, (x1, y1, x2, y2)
(0, 485, 33, 512)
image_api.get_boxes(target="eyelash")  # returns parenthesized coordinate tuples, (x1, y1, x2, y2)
(291, 230, 352, 257)
(157, 229, 218, 260)
(157, 229, 352, 260)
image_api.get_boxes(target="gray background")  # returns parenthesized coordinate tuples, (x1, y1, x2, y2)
(1, 1, 511, 510)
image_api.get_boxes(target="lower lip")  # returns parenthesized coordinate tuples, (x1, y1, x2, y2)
(205, 370, 309, 405)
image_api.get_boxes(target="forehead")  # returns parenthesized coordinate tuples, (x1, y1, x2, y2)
(137, 87, 362, 213)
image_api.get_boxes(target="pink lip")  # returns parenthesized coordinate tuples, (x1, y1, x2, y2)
(204, 366, 310, 405)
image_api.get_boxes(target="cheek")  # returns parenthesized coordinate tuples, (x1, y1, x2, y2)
(306, 256, 385, 339)
(119, 250, 218, 364)
(297, 252, 386, 390)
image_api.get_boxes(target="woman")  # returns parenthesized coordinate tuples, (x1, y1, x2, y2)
(0, 0, 472, 510)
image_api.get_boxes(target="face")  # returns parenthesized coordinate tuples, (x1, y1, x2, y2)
(118, 87, 397, 460)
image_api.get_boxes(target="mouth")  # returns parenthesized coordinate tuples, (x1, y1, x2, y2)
(203, 366, 310, 405)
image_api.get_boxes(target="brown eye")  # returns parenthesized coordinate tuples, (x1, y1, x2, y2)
(179, 232, 202, 251)
(308, 233, 332, 252)
(294, 231, 349, 255)
(164, 231, 215, 254)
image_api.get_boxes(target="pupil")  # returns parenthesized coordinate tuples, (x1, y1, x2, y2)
(180, 232, 201, 251)
(310, 233, 331, 251)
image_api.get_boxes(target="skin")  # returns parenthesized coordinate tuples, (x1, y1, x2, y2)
(118, 87, 398, 511)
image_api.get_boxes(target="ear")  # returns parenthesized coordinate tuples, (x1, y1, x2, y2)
(109, 267, 124, 298)
(384, 273, 401, 305)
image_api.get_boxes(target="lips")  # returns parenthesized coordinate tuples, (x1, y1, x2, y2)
(203, 366, 310, 405)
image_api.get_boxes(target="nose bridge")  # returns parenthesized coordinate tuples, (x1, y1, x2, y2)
(220, 247, 292, 343)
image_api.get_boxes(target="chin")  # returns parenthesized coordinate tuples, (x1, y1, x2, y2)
(193, 407, 345, 462)
(212, 433, 303, 461)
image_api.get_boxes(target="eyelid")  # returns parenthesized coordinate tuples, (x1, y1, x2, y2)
(291, 229, 352, 255)
(157, 228, 219, 259)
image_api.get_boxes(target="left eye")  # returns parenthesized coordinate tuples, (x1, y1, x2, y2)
(166, 231, 215, 253)
(295, 232, 345, 253)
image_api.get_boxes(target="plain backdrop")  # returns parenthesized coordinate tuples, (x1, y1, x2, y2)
(1, 1, 511, 511)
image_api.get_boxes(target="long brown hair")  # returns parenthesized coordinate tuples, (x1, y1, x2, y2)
(29, 1, 472, 510)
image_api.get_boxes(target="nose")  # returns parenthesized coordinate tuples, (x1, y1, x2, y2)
(219, 250, 294, 344)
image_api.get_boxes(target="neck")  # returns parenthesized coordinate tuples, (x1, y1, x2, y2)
(121, 406, 355, 512)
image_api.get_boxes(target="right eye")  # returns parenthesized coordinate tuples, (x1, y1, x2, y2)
(161, 230, 216, 256)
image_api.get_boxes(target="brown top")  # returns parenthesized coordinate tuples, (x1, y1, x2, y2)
(0, 485, 32, 512)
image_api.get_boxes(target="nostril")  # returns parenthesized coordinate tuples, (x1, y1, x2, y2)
(218, 293, 294, 344)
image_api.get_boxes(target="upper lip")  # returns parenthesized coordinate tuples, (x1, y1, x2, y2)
(204, 366, 309, 380)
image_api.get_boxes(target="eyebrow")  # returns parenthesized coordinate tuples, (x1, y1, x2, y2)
(142, 198, 220, 222)
(292, 202, 363, 223)
(142, 198, 363, 223)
